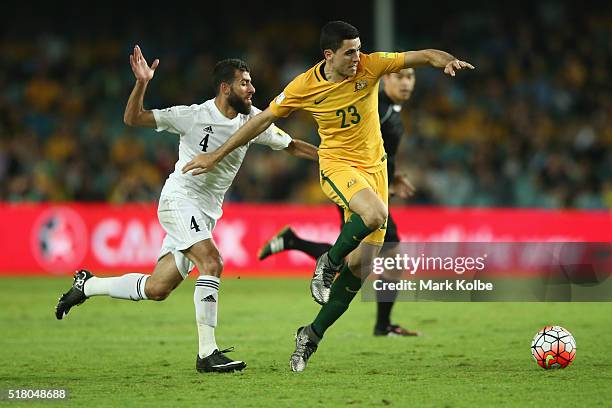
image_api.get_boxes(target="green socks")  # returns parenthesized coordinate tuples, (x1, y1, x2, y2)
(328, 214, 374, 265)
(311, 264, 362, 337)
(310, 213, 375, 337)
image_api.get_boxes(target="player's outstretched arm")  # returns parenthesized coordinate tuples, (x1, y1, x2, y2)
(402, 50, 474, 77)
(124, 45, 159, 128)
(285, 140, 319, 161)
(182, 108, 279, 175)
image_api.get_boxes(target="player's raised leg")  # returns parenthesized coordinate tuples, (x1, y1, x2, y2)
(55, 253, 183, 320)
(185, 239, 246, 373)
(258, 226, 332, 261)
(312, 184, 387, 305)
(292, 167, 388, 371)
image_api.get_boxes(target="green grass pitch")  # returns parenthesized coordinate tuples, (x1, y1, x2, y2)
(1, 276, 612, 407)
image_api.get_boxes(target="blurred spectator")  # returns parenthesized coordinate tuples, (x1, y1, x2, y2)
(0, 2, 610, 209)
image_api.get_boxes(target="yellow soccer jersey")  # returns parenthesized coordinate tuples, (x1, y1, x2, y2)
(269, 52, 405, 172)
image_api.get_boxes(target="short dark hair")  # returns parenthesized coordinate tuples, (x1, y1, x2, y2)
(320, 21, 360, 53)
(213, 59, 250, 94)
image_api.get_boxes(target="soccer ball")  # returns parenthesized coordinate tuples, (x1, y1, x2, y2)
(531, 326, 576, 369)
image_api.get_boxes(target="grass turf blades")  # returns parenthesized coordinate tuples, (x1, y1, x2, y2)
(1, 277, 612, 407)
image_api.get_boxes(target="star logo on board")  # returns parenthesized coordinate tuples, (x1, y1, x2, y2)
(31, 206, 88, 274)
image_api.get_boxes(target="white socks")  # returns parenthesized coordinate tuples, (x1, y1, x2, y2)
(83, 273, 221, 359)
(84, 273, 149, 301)
(194, 275, 220, 358)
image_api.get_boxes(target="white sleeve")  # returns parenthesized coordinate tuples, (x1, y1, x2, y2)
(151, 105, 197, 135)
(252, 123, 292, 150)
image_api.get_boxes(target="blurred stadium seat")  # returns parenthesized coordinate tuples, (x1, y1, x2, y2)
(0, 1, 610, 208)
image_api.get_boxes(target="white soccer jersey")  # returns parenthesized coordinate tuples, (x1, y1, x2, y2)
(152, 98, 292, 220)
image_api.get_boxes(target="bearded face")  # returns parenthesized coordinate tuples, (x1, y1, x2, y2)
(227, 85, 252, 115)
(225, 69, 255, 115)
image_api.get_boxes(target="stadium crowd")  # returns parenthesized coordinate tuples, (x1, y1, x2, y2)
(1, 3, 610, 208)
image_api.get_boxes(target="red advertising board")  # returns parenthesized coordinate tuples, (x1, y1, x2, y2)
(0, 202, 609, 276)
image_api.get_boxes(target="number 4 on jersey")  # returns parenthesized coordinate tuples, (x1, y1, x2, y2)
(190, 216, 201, 232)
(199, 134, 210, 152)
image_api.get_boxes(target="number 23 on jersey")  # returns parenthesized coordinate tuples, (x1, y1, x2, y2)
(336, 105, 361, 128)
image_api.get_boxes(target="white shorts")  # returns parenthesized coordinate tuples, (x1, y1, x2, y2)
(157, 195, 216, 278)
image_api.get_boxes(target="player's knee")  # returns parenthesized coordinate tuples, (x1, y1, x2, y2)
(363, 206, 388, 230)
(146, 282, 173, 301)
(202, 255, 224, 278)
